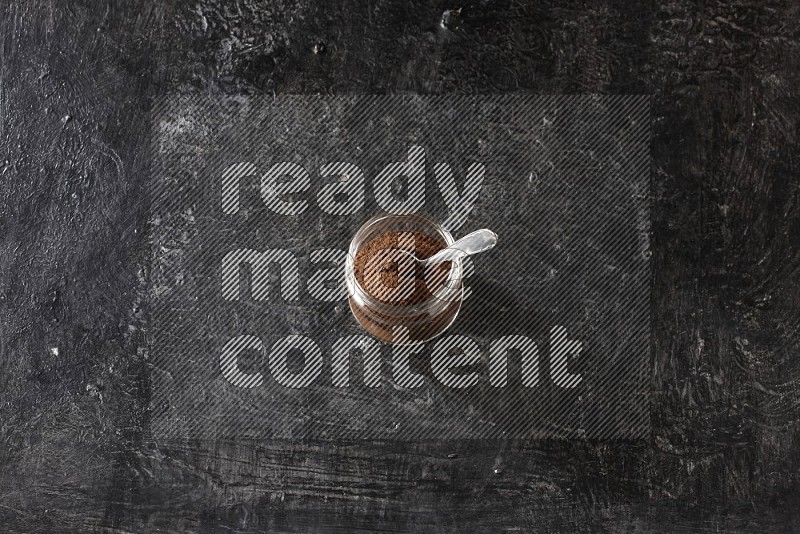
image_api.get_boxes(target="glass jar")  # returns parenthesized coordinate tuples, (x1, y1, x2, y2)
(344, 213, 464, 344)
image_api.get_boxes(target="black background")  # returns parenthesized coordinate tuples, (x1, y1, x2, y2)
(1, 0, 799, 532)
(150, 95, 649, 441)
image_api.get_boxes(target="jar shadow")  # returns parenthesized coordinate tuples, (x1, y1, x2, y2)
(432, 276, 576, 438)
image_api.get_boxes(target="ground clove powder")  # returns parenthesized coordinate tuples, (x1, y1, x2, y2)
(349, 228, 462, 343)
(353, 231, 450, 306)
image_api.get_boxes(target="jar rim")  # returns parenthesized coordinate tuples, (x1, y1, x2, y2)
(345, 212, 464, 317)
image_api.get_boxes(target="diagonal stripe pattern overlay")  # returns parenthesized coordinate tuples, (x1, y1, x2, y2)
(148, 94, 651, 440)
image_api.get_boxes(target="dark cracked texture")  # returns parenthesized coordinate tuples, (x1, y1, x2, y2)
(1, 0, 799, 532)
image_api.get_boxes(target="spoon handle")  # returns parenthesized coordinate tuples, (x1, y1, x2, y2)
(424, 229, 498, 265)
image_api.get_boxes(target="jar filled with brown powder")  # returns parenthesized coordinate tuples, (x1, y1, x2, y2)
(345, 213, 464, 344)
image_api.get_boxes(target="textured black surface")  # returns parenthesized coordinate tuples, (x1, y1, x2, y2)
(1, 0, 799, 532)
(150, 94, 650, 441)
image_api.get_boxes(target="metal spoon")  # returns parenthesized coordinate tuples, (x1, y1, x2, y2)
(398, 229, 498, 266)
